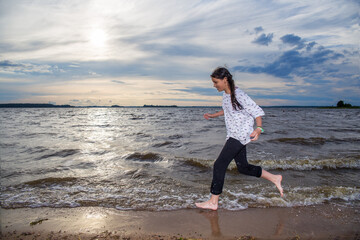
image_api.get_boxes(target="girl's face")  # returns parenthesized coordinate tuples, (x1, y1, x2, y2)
(211, 77, 227, 92)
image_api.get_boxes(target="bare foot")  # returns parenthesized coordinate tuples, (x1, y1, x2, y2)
(261, 170, 284, 197)
(195, 200, 218, 210)
(275, 175, 283, 197)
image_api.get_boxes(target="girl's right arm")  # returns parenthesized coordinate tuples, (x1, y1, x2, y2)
(204, 110, 224, 120)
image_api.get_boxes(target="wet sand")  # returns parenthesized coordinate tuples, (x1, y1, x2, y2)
(1, 204, 359, 240)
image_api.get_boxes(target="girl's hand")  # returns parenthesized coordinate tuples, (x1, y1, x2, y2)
(203, 113, 211, 120)
(250, 128, 262, 141)
(204, 110, 223, 120)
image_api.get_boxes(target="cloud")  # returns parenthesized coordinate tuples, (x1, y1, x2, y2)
(0, 59, 62, 75)
(0, 0, 359, 106)
(252, 33, 274, 46)
(0, 88, 27, 101)
(281, 34, 304, 48)
(0, 60, 22, 67)
(280, 34, 317, 51)
(233, 31, 359, 105)
(254, 26, 264, 33)
(234, 48, 344, 80)
(175, 87, 219, 96)
(69, 99, 98, 106)
(111, 80, 126, 84)
(254, 94, 333, 102)
(139, 43, 217, 57)
(164, 98, 212, 102)
(235, 35, 347, 80)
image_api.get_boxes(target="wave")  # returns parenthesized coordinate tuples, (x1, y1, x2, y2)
(129, 115, 145, 120)
(269, 137, 360, 145)
(23, 177, 79, 186)
(18, 132, 58, 137)
(224, 186, 360, 209)
(269, 137, 326, 145)
(37, 149, 79, 160)
(135, 132, 151, 138)
(182, 157, 360, 171)
(0, 142, 18, 148)
(1, 185, 358, 210)
(331, 128, 360, 134)
(71, 124, 114, 128)
(125, 152, 163, 162)
(123, 169, 149, 179)
(1, 167, 71, 179)
(22, 146, 49, 154)
(168, 134, 183, 140)
(251, 158, 360, 170)
(184, 158, 213, 169)
(152, 141, 173, 147)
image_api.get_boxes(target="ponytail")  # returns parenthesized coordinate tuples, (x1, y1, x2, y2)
(211, 67, 243, 110)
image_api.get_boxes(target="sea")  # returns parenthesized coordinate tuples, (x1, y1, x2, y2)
(1, 107, 359, 211)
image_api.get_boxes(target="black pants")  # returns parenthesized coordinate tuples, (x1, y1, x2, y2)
(210, 137, 262, 195)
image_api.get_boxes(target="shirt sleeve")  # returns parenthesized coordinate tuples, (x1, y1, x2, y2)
(235, 88, 265, 118)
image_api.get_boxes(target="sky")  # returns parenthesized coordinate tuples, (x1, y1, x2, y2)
(0, 0, 359, 106)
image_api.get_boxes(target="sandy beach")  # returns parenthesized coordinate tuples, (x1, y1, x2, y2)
(1, 204, 359, 240)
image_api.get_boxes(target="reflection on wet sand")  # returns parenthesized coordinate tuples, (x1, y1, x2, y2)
(198, 207, 289, 239)
(198, 210, 222, 237)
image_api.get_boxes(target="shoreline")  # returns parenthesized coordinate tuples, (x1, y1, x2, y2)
(1, 204, 359, 239)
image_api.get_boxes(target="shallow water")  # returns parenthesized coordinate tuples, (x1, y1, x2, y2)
(1, 107, 359, 210)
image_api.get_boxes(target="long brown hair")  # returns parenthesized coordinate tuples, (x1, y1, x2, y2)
(211, 67, 242, 110)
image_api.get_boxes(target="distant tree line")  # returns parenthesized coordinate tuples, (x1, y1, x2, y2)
(143, 104, 178, 108)
(336, 100, 352, 108)
(0, 103, 73, 108)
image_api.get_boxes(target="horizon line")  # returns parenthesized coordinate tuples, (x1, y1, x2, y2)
(1, 103, 358, 108)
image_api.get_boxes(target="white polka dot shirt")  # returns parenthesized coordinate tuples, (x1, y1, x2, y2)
(222, 88, 265, 145)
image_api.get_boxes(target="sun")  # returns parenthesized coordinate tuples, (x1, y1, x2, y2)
(89, 29, 107, 47)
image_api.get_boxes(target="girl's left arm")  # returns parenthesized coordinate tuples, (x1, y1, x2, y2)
(250, 116, 263, 141)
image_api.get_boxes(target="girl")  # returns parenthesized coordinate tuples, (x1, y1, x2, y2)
(195, 67, 283, 210)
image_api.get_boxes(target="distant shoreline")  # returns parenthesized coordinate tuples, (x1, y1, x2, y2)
(0, 103, 74, 108)
(318, 106, 360, 109)
(0, 103, 359, 109)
